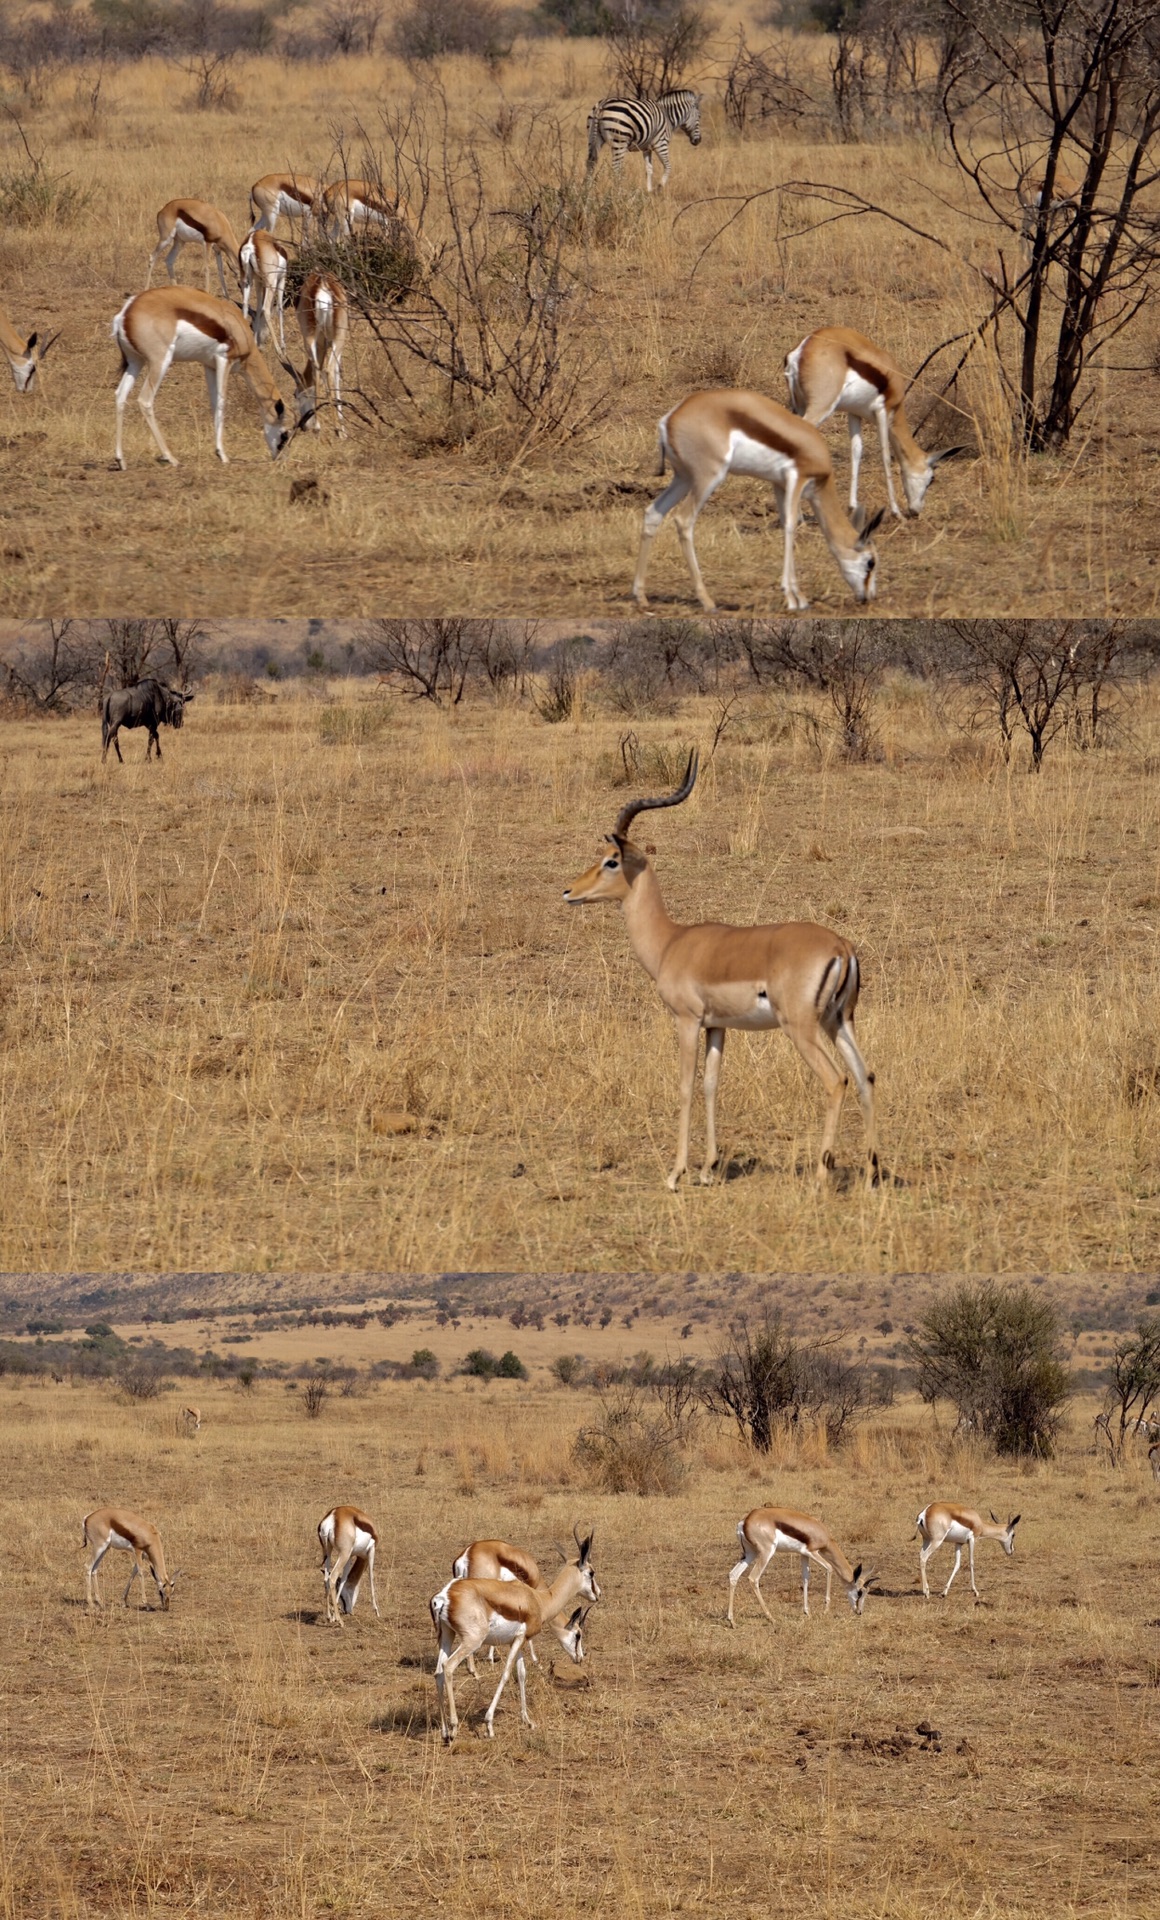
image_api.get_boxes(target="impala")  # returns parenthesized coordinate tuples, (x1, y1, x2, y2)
(563, 751, 879, 1189)
(112, 287, 302, 468)
(250, 171, 323, 234)
(453, 1526, 600, 1668)
(83, 1507, 182, 1610)
(784, 326, 965, 522)
(148, 198, 243, 297)
(431, 1574, 588, 1744)
(633, 387, 884, 612)
(727, 1507, 876, 1621)
(284, 272, 349, 436)
(318, 1505, 379, 1623)
(1, 304, 58, 392)
(240, 229, 290, 351)
(915, 1503, 1021, 1601)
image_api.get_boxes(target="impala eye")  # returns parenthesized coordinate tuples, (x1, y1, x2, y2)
(603, 858, 618, 870)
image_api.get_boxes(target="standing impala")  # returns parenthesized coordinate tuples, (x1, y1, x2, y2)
(83, 1507, 182, 1611)
(1, 304, 58, 391)
(147, 198, 243, 297)
(431, 1572, 589, 1744)
(112, 287, 302, 468)
(916, 1503, 1020, 1601)
(318, 1505, 379, 1623)
(632, 388, 884, 613)
(563, 752, 879, 1190)
(285, 272, 349, 436)
(784, 327, 965, 522)
(453, 1526, 600, 1669)
(727, 1507, 876, 1621)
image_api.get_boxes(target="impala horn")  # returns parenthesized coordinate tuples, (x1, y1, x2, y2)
(612, 747, 698, 841)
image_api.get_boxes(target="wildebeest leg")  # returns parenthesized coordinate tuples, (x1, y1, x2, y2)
(109, 728, 123, 764)
(148, 726, 161, 760)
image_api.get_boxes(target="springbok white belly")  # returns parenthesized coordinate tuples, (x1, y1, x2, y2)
(837, 372, 885, 418)
(726, 430, 796, 485)
(171, 321, 227, 364)
(172, 218, 211, 245)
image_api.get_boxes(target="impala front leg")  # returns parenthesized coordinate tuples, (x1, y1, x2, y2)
(668, 1015, 700, 1190)
(699, 1026, 725, 1183)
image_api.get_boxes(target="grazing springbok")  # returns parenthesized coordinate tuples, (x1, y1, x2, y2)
(285, 272, 348, 437)
(633, 388, 884, 612)
(915, 1503, 1020, 1601)
(784, 326, 966, 522)
(181, 1404, 201, 1433)
(564, 751, 879, 1190)
(147, 198, 243, 297)
(250, 172, 323, 235)
(112, 288, 301, 468)
(318, 1506, 379, 1623)
(83, 1507, 181, 1611)
(240, 229, 290, 351)
(727, 1507, 876, 1622)
(431, 1575, 588, 1744)
(453, 1526, 600, 1669)
(1, 304, 59, 392)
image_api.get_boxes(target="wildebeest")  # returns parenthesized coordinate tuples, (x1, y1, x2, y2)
(101, 679, 194, 762)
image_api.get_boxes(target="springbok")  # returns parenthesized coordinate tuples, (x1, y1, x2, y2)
(112, 287, 302, 468)
(240, 229, 290, 352)
(453, 1526, 600, 1669)
(727, 1507, 876, 1621)
(318, 1506, 379, 1623)
(181, 1404, 201, 1433)
(784, 326, 966, 521)
(83, 1507, 181, 1610)
(563, 751, 878, 1189)
(147, 198, 243, 297)
(284, 272, 348, 437)
(915, 1503, 1021, 1600)
(1, 305, 59, 392)
(431, 1575, 588, 1743)
(250, 172, 323, 235)
(633, 388, 884, 612)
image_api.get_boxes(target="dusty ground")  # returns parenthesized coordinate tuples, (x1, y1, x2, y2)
(4, 1373, 1158, 1919)
(1, 19, 1159, 616)
(0, 669, 1158, 1272)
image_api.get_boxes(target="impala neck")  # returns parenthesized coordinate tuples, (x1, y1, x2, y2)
(621, 859, 679, 980)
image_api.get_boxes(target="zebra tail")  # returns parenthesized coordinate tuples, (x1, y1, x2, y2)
(586, 108, 602, 172)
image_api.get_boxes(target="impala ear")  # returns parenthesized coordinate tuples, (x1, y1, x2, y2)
(858, 507, 886, 544)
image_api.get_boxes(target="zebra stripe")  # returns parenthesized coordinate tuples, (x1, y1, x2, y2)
(586, 90, 703, 191)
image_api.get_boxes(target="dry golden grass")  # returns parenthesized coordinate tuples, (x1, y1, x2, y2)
(1, 18, 1159, 614)
(5, 1372, 1159, 1919)
(0, 668, 1158, 1272)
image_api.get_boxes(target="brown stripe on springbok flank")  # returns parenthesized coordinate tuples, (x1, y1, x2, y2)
(773, 1518, 813, 1548)
(709, 396, 820, 466)
(175, 210, 212, 240)
(170, 304, 236, 345)
(846, 351, 891, 396)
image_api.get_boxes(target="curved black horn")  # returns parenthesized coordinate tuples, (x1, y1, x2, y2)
(990, 1510, 999, 1525)
(38, 329, 62, 359)
(929, 444, 968, 466)
(612, 747, 698, 840)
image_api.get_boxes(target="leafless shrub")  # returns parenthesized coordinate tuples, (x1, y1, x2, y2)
(322, 0, 383, 53)
(534, 639, 585, 722)
(721, 27, 813, 133)
(360, 619, 515, 705)
(392, 0, 512, 65)
(948, 619, 1134, 770)
(302, 1376, 328, 1418)
(737, 619, 884, 761)
(705, 1309, 871, 1452)
(574, 1382, 688, 1494)
(120, 1363, 164, 1401)
(179, 47, 240, 110)
(2, 622, 104, 715)
(602, 0, 715, 95)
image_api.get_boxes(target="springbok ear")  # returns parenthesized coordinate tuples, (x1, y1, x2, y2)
(280, 359, 297, 381)
(990, 1510, 999, 1525)
(26, 331, 38, 351)
(1009, 1514, 1021, 1529)
(930, 445, 968, 467)
(274, 399, 285, 418)
(850, 503, 869, 534)
(859, 507, 886, 543)
(568, 1605, 584, 1628)
(852, 1563, 862, 1584)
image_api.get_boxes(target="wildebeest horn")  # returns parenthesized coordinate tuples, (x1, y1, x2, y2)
(612, 748, 698, 840)
(929, 445, 968, 466)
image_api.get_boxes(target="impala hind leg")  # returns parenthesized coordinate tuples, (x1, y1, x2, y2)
(699, 1026, 725, 1183)
(633, 473, 691, 607)
(784, 1023, 847, 1180)
(667, 1015, 701, 1190)
(833, 1019, 879, 1185)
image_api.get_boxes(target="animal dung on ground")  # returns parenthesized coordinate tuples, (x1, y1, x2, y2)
(289, 475, 329, 506)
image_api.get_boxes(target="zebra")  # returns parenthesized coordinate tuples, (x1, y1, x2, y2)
(586, 90, 703, 193)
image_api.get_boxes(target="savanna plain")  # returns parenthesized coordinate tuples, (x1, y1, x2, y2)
(0, 640, 1158, 1272)
(2, 7, 1160, 614)
(3, 1344, 1159, 1920)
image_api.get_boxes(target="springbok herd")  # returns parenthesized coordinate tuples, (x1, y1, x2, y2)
(0, 108, 975, 610)
(82, 1497, 1022, 1745)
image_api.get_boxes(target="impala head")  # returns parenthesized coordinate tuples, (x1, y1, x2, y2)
(563, 749, 698, 904)
(573, 1522, 601, 1601)
(901, 445, 968, 516)
(834, 505, 885, 600)
(8, 327, 59, 393)
(846, 1563, 877, 1615)
(559, 1603, 590, 1663)
(991, 1511, 1021, 1553)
